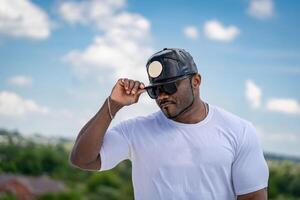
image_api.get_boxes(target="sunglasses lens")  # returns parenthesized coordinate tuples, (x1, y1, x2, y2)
(146, 87, 159, 99)
(162, 82, 177, 95)
(146, 82, 178, 99)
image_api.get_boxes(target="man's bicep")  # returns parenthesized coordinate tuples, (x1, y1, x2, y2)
(232, 123, 269, 195)
(237, 188, 267, 200)
(98, 124, 131, 172)
(70, 154, 101, 171)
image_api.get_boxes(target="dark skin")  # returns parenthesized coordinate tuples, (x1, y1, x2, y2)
(155, 75, 206, 123)
(70, 74, 267, 199)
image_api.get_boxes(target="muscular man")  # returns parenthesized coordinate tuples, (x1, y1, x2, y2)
(70, 48, 269, 200)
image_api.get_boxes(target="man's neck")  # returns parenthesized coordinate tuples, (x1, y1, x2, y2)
(173, 98, 207, 124)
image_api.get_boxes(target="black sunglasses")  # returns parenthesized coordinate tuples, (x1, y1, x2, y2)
(145, 75, 193, 99)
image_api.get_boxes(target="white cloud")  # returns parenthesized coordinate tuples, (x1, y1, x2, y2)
(58, 0, 125, 29)
(0, 0, 51, 39)
(0, 91, 49, 116)
(266, 98, 300, 114)
(248, 0, 274, 20)
(63, 26, 152, 82)
(245, 80, 262, 108)
(245, 80, 300, 115)
(7, 75, 33, 87)
(60, 0, 153, 83)
(58, 2, 87, 24)
(183, 26, 198, 40)
(203, 20, 240, 42)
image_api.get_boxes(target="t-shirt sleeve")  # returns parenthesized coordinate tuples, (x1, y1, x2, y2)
(99, 122, 131, 171)
(232, 122, 269, 195)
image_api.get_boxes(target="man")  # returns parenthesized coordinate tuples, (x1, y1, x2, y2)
(70, 48, 269, 200)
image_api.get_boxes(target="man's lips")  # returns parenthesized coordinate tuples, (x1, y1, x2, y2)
(159, 100, 175, 108)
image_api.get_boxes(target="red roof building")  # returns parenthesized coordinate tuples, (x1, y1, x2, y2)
(0, 174, 65, 200)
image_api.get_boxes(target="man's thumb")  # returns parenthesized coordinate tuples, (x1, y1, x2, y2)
(136, 89, 146, 96)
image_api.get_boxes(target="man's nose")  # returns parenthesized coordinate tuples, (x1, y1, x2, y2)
(157, 88, 170, 100)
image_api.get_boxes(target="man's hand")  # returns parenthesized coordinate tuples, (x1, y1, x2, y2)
(110, 78, 145, 106)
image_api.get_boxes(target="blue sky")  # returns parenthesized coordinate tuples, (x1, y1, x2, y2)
(0, 0, 299, 157)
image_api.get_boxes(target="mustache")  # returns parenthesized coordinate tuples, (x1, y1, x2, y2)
(159, 99, 176, 106)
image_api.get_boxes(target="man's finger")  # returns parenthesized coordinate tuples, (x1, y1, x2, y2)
(136, 89, 146, 95)
(131, 81, 140, 94)
(139, 82, 145, 89)
(123, 78, 129, 90)
(119, 78, 125, 86)
(127, 80, 134, 94)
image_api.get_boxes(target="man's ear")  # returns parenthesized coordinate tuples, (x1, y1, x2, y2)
(192, 74, 201, 88)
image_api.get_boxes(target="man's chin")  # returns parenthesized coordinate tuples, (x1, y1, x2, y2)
(161, 109, 178, 119)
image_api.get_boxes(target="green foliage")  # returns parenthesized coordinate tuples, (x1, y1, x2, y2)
(0, 129, 133, 200)
(84, 162, 133, 200)
(86, 171, 122, 191)
(0, 194, 17, 200)
(36, 191, 81, 200)
(268, 161, 300, 199)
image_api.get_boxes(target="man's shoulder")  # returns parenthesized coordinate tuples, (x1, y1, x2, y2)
(121, 110, 162, 126)
(211, 105, 256, 144)
(211, 104, 251, 128)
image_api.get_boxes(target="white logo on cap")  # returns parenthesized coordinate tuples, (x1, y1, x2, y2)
(148, 61, 163, 78)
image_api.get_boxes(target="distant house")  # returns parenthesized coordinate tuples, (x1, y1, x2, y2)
(0, 174, 65, 200)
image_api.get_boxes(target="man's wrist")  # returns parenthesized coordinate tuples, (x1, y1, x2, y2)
(109, 97, 124, 116)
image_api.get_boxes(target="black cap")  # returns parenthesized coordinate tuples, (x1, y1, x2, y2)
(145, 48, 198, 87)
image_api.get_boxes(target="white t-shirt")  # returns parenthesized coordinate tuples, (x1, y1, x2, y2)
(99, 104, 269, 200)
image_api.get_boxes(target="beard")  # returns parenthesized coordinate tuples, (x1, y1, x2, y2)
(159, 78, 195, 119)
(161, 94, 194, 120)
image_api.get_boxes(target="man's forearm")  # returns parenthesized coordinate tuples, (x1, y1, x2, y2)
(70, 78, 145, 169)
(70, 98, 123, 166)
